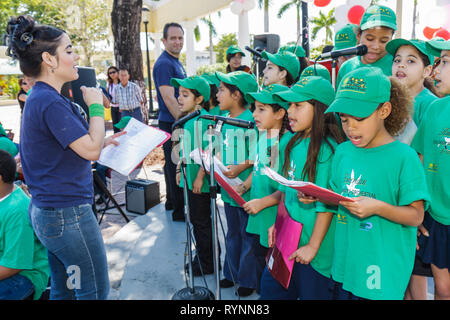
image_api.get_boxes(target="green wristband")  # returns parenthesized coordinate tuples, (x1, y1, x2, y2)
(89, 103, 105, 118)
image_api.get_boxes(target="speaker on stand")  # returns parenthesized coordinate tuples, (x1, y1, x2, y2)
(252, 34, 280, 77)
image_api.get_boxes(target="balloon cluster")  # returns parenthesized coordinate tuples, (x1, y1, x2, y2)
(422, 0, 450, 40)
(230, 0, 256, 15)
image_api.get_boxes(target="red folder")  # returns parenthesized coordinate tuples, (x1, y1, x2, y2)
(214, 172, 246, 207)
(265, 201, 303, 290)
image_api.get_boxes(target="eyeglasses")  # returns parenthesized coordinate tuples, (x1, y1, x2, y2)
(108, 70, 117, 75)
(22, 82, 28, 85)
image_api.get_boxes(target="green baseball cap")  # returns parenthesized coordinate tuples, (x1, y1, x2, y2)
(114, 116, 131, 130)
(386, 39, 435, 66)
(215, 71, 258, 103)
(273, 76, 335, 107)
(360, 5, 397, 31)
(226, 45, 246, 57)
(200, 72, 220, 87)
(278, 45, 306, 58)
(426, 38, 450, 57)
(170, 75, 211, 101)
(262, 50, 300, 80)
(333, 24, 358, 51)
(325, 67, 391, 118)
(300, 64, 331, 82)
(245, 84, 290, 110)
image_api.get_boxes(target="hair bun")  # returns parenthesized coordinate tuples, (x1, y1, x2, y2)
(5, 15, 36, 58)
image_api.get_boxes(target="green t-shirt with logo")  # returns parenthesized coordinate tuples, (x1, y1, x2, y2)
(329, 140, 429, 300)
(336, 53, 393, 88)
(220, 109, 257, 207)
(179, 108, 212, 193)
(246, 131, 293, 247)
(412, 88, 438, 129)
(0, 186, 50, 300)
(411, 96, 450, 225)
(279, 136, 338, 278)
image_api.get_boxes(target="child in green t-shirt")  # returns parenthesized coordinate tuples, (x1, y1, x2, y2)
(258, 76, 346, 300)
(387, 38, 438, 299)
(0, 150, 49, 300)
(412, 39, 450, 300)
(171, 75, 215, 277)
(325, 67, 429, 300)
(240, 84, 292, 291)
(336, 5, 397, 87)
(214, 71, 259, 297)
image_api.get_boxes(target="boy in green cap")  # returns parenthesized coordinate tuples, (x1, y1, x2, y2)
(411, 38, 450, 300)
(261, 51, 300, 87)
(325, 67, 429, 300)
(0, 150, 50, 300)
(214, 70, 260, 297)
(336, 5, 397, 87)
(300, 64, 331, 82)
(226, 45, 251, 73)
(257, 76, 345, 300)
(333, 24, 358, 68)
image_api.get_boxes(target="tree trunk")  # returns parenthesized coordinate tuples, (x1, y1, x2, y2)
(111, 0, 148, 123)
(264, 2, 269, 33)
(412, 0, 417, 39)
(395, 0, 402, 39)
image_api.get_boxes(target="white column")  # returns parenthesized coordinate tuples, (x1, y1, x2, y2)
(238, 11, 251, 67)
(150, 32, 163, 59)
(183, 20, 197, 76)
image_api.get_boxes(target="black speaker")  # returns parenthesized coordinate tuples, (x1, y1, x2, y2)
(252, 33, 280, 77)
(126, 179, 160, 214)
(61, 67, 97, 119)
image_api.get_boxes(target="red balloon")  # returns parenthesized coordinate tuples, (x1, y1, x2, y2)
(423, 26, 440, 40)
(347, 5, 365, 25)
(314, 0, 331, 7)
(433, 28, 450, 40)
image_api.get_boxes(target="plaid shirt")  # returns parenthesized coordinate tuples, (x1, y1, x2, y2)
(112, 81, 143, 111)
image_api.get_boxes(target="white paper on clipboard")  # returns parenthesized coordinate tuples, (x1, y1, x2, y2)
(98, 117, 171, 176)
(189, 148, 243, 187)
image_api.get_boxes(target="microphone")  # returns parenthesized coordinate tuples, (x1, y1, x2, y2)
(319, 44, 368, 60)
(171, 110, 201, 131)
(245, 46, 263, 59)
(199, 114, 255, 129)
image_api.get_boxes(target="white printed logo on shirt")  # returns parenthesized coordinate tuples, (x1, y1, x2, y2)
(346, 169, 362, 196)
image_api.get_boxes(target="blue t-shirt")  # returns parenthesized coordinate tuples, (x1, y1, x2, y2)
(20, 81, 94, 208)
(153, 50, 187, 123)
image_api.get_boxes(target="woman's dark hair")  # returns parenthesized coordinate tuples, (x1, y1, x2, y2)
(6, 15, 65, 78)
(208, 84, 219, 108)
(223, 82, 247, 108)
(190, 88, 210, 111)
(282, 100, 345, 183)
(0, 150, 16, 184)
(278, 66, 296, 86)
(107, 66, 119, 84)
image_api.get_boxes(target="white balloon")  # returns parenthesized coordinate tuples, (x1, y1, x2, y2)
(242, 0, 256, 11)
(424, 9, 446, 29)
(230, 1, 243, 15)
(347, 0, 371, 8)
(335, 5, 350, 24)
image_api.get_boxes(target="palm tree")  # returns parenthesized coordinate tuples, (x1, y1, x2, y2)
(278, 0, 303, 41)
(310, 9, 336, 43)
(258, 0, 272, 33)
(194, 13, 221, 64)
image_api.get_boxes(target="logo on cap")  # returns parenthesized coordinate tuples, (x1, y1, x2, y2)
(341, 76, 367, 93)
(336, 33, 350, 41)
(368, 6, 392, 17)
(296, 77, 310, 88)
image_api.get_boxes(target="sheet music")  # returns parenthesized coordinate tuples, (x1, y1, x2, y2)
(189, 148, 243, 186)
(98, 117, 170, 176)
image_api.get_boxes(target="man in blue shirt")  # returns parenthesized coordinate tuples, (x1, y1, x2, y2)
(153, 22, 186, 221)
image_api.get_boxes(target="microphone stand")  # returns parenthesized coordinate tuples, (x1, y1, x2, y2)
(331, 58, 337, 90)
(172, 127, 214, 301)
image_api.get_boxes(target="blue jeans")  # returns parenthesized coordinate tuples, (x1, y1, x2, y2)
(29, 203, 110, 300)
(223, 203, 260, 289)
(121, 107, 143, 123)
(0, 274, 34, 300)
